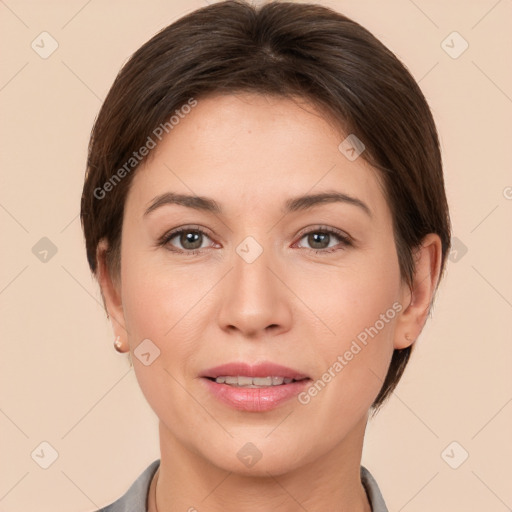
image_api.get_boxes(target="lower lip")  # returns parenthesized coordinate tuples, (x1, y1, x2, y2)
(201, 378, 311, 412)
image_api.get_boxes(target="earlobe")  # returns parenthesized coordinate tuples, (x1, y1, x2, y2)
(96, 239, 126, 336)
(394, 233, 443, 350)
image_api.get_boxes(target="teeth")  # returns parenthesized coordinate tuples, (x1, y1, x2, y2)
(213, 376, 295, 387)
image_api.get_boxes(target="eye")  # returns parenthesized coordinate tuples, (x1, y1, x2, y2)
(157, 225, 352, 256)
(157, 226, 216, 255)
(295, 226, 352, 254)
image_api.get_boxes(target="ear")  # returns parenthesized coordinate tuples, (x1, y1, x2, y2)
(96, 238, 128, 345)
(394, 233, 443, 349)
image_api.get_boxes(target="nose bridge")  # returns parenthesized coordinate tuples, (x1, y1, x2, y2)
(234, 240, 273, 297)
(217, 236, 291, 336)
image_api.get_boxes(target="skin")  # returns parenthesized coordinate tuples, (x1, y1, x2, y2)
(96, 92, 442, 512)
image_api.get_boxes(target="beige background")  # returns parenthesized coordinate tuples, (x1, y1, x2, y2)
(1, 0, 511, 510)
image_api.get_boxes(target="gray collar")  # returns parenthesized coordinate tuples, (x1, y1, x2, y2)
(361, 465, 389, 512)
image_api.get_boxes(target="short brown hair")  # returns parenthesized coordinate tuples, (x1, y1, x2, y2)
(80, 0, 451, 410)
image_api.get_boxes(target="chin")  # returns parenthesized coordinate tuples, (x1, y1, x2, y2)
(203, 439, 307, 478)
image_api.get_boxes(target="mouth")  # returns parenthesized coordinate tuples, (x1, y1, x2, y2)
(199, 361, 312, 411)
(203, 375, 310, 387)
(200, 361, 310, 382)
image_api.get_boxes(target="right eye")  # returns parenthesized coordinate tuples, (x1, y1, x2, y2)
(158, 226, 217, 255)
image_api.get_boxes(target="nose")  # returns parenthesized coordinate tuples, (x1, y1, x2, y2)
(217, 243, 293, 338)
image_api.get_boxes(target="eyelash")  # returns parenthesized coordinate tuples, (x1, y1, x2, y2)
(157, 225, 353, 256)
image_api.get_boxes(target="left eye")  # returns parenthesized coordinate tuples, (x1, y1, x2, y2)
(295, 229, 351, 252)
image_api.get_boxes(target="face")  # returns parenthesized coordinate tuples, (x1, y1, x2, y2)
(109, 93, 411, 475)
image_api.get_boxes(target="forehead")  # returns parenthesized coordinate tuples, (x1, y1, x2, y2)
(126, 93, 388, 220)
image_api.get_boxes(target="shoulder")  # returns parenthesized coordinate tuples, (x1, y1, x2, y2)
(95, 459, 160, 512)
(361, 465, 388, 512)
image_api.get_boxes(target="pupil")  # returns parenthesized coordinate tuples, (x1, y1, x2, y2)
(182, 231, 201, 249)
(309, 232, 328, 249)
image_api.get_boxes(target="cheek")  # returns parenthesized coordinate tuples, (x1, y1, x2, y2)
(294, 242, 400, 340)
(292, 246, 401, 409)
(119, 258, 209, 426)
(120, 231, 208, 339)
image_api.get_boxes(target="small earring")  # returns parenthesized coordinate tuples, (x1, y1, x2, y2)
(114, 335, 124, 353)
(405, 333, 414, 342)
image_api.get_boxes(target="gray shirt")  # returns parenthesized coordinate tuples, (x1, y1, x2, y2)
(97, 459, 388, 511)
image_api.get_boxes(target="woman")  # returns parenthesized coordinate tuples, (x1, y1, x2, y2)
(81, 1, 451, 510)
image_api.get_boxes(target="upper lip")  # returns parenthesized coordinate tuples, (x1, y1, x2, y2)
(200, 362, 310, 380)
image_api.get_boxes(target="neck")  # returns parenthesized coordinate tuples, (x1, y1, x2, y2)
(148, 417, 372, 512)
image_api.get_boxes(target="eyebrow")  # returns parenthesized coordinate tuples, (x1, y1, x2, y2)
(144, 192, 222, 217)
(143, 190, 372, 218)
(284, 191, 372, 218)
